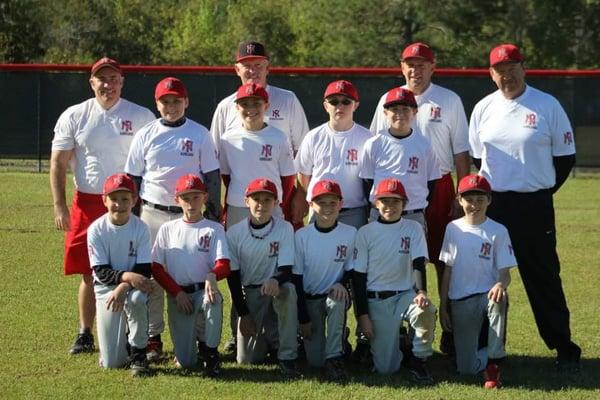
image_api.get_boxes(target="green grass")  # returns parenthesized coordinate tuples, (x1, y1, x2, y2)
(0, 172, 599, 399)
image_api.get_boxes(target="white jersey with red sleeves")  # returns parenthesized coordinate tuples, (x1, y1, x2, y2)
(52, 98, 155, 194)
(469, 85, 576, 192)
(87, 214, 152, 283)
(370, 83, 469, 175)
(227, 216, 295, 286)
(152, 218, 229, 286)
(124, 118, 219, 206)
(439, 217, 516, 300)
(293, 222, 356, 295)
(210, 85, 309, 154)
(359, 129, 441, 209)
(220, 124, 296, 207)
(353, 218, 428, 292)
(295, 122, 372, 208)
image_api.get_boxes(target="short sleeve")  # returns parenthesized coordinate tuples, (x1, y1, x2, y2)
(352, 227, 369, 273)
(152, 225, 168, 265)
(87, 223, 108, 267)
(358, 138, 376, 179)
(294, 133, 314, 175)
(448, 94, 470, 155)
(199, 128, 220, 173)
(211, 224, 230, 261)
(494, 225, 517, 270)
(410, 223, 429, 261)
(468, 104, 484, 159)
(277, 221, 295, 267)
(549, 98, 576, 156)
(438, 224, 456, 267)
(52, 108, 77, 151)
(292, 231, 305, 275)
(124, 128, 146, 176)
(135, 220, 153, 264)
(226, 229, 241, 272)
(288, 94, 309, 153)
(369, 94, 388, 135)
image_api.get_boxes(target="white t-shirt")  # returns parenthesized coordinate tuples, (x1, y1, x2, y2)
(210, 85, 309, 154)
(353, 218, 428, 292)
(469, 85, 576, 192)
(370, 83, 469, 175)
(293, 223, 356, 295)
(295, 122, 372, 208)
(152, 218, 229, 286)
(439, 217, 516, 300)
(124, 118, 219, 206)
(220, 124, 296, 207)
(227, 216, 295, 286)
(359, 129, 441, 209)
(87, 214, 152, 283)
(52, 98, 155, 194)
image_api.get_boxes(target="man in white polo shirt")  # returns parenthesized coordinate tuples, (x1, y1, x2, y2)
(469, 43, 580, 373)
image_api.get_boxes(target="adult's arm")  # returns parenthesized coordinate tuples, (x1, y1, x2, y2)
(50, 149, 74, 231)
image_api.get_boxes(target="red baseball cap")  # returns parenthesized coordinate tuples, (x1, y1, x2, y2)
(235, 83, 269, 102)
(310, 179, 342, 201)
(245, 178, 278, 197)
(175, 174, 206, 196)
(91, 57, 122, 76)
(236, 41, 269, 63)
(401, 42, 434, 63)
(383, 87, 418, 108)
(489, 44, 524, 67)
(323, 80, 359, 102)
(374, 178, 408, 201)
(457, 174, 492, 195)
(155, 77, 188, 100)
(103, 173, 136, 195)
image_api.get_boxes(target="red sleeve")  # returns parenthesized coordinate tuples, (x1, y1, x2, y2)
(151, 262, 182, 297)
(212, 259, 231, 281)
(280, 175, 296, 222)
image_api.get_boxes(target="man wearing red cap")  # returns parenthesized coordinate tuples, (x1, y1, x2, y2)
(370, 42, 470, 354)
(469, 44, 580, 372)
(51, 57, 155, 355)
(124, 76, 221, 362)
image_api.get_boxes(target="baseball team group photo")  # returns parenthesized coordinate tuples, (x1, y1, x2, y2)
(2, 5, 600, 397)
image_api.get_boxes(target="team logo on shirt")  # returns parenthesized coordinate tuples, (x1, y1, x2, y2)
(429, 106, 442, 122)
(120, 120, 133, 135)
(260, 144, 273, 161)
(198, 234, 211, 252)
(523, 113, 538, 129)
(334, 245, 348, 262)
(128, 241, 137, 257)
(407, 156, 419, 173)
(399, 236, 411, 254)
(563, 131, 573, 145)
(270, 109, 283, 120)
(346, 149, 359, 165)
(269, 241, 279, 258)
(180, 139, 194, 156)
(479, 242, 492, 260)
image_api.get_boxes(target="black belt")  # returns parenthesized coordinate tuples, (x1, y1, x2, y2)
(143, 199, 183, 214)
(244, 284, 262, 289)
(181, 282, 205, 293)
(402, 208, 423, 216)
(305, 293, 328, 300)
(367, 290, 407, 299)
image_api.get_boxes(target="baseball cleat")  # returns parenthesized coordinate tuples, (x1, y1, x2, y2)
(146, 337, 164, 363)
(323, 357, 348, 383)
(130, 358, 151, 377)
(69, 332, 95, 355)
(483, 363, 502, 388)
(203, 354, 222, 378)
(279, 359, 302, 380)
(407, 357, 434, 384)
(351, 339, 372, 365)
(439, 331, 456, 357)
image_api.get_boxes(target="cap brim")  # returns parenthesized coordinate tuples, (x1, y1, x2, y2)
(104, 188, 134, 195)
(374, 193, 407, 200)
(92, 64, 121, 75)
(156, 90, 187, 99)
(235, 95, 267, 102)
(458, 188, 490, 195)
(176, 188, 206, 196)
(246, 189, 277, 197)
(236, 55, 268, 63)
(383, 100, 417, 108)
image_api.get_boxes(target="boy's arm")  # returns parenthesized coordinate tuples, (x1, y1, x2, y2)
(226, 270, 250, 316)
(126, 174, 143, 216)
(412, 256, 428, 293)
(130, 263, 151, 278)
(151, 262, 183, 297)
(93, 264, 124, 286)
(202, 169, 222, 222)
(439, 263, 452, 332)
(489, 269, 511, 303)
(291, 274, 310, 324)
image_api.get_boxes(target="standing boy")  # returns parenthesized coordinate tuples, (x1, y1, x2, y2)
(294, 180, 356, 382)
(439, 174, 516, 388)
(226, 178, 300, 378)
(150, 174, 230, 376)
(353, 178, 436, 381)
(87, 173, 153, 376)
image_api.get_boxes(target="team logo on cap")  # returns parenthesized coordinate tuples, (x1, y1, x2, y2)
(497, 47, 508, 59)
(246, 43, 255, 54)
(113, 175, 124, 186)
(469, 176, 478, 185)
(335, 81, 346, 91)
(166, 80, 174, 90)
(411, 46, 420, 56)
(259, 179, 269, 188)
(324, 181, 333, 191)
(387, 180, 398, 191)
(246, 85, 255, 95)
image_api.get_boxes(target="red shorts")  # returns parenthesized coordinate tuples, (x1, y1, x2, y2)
(64, 191, 105, 276)
(425, 173, 455, 266)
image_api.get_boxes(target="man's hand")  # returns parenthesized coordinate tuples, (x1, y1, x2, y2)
(175, 291, 194, 314)
(54, 204, 71, 231)
(358, 314, 374, 340)
(239, 315, 257, 337)
(328, 283, 349, 302)
(261, 278, 280, 297)
(300, 321, 313, 340)
(414, 291, 430, 309)
(440, 305, 452, 332)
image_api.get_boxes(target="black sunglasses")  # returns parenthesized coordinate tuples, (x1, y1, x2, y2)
(326, 98, 352, 106)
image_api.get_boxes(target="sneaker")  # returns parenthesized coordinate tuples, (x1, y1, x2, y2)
(483, 363, 501, 389)
(146, 337, 163, 363)
(279, 359, 302, 380)
(323, 357, 348, 383)
(407, 357, 433, 384)
(130, 358, 151, 377)
(440, 331, 456, 356)
(69, 332, 95, 355)
(203, 353, 221, 378)
(352, 339, 372, 365)
(556, 342, 581, 373)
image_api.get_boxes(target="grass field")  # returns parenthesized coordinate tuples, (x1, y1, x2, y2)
(0, 172, 598, 399)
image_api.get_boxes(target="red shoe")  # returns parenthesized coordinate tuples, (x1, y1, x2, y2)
(484, 363, 502, 389)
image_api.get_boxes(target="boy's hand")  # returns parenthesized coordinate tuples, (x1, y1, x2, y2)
(261, 278, 280, 297)
(106, 283, 130, 312)
(358, 314, 374, 340)
(122, 272, 152, 293)
(300, 321, 312, 340)
(440, 306, 452, 332)
(414, 291, 430, 309)
(175, 291, 194, 314)
(204, 273, 220, 304)
(488, 283, 506, 303)
(239, 315, 257, 337)
(328, 283, 349, 302)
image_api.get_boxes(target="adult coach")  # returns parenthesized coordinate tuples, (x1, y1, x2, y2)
(50, 57, 155, 354)
(370, 42, 470, 352)
(469, 44, 580, 372)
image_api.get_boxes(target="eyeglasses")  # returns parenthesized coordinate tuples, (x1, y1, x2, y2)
(326, 98, 352, 106)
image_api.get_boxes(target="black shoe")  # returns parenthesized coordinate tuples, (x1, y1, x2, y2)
(69, 332, 95, 355)
(197, 340, 209, 362)
(323, 357, 348, 383)
(556, 342, 581, 373)
(297, 334, 306, 361)
(203, 353, 221, 378)
(265, 348, 279, 365)
(129, 347, 151, 377)
(223, 338, 237, 356)
(407, 357, 433, 384)
(279, 359, 302, 380)
(440, 331, 456, 356)
(352, 340, 372, 365)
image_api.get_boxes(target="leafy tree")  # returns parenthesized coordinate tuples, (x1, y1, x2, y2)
(0, 0, 44, 62)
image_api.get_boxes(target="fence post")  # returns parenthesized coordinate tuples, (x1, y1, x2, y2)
(36, 73, 42, 173)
